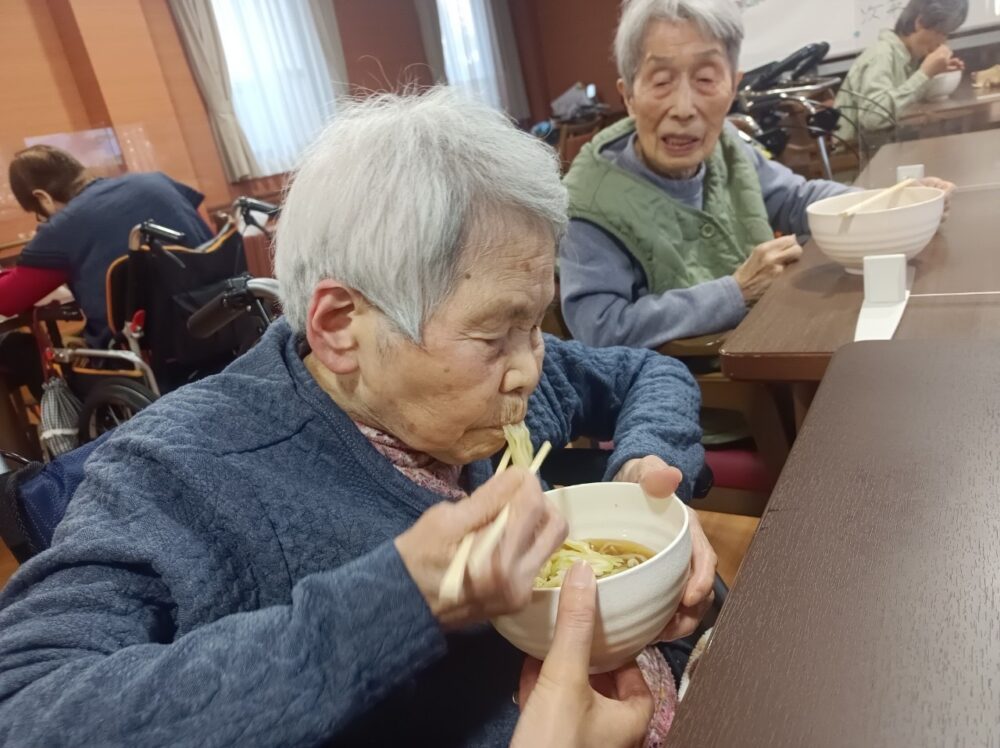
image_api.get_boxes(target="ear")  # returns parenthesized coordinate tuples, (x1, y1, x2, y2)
(915, 16, 926, 32)
(617, 78, 635, 118)
(305, 280, 369, 375)
(31, 189, 54, 216)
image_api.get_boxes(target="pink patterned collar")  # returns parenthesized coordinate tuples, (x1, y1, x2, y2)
(354, 421, 467, 501)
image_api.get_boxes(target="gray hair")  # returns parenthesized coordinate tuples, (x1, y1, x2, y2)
(274, 87, 568, 341)
(895, 0, 968, 35)
(615, 0, 744, 90)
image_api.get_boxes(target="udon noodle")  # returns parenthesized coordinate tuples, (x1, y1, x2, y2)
(534, 538, 654, 588)
(502, 423, 534, 468)
(498, 424, 654, 589)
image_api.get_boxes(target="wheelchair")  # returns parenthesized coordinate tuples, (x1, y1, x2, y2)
(729, 42, 858, 180)
(28, 197, 280, 446)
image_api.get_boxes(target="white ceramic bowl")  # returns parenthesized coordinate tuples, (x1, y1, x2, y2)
(806, 186, 944, 274)
(492, 483, 691, 673)
(925, 70, 962, 100)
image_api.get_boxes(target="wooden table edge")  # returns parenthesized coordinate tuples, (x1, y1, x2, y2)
(718, 347, 832, 383)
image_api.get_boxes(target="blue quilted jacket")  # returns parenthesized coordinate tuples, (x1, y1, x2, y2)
(0, 319, 701, 746)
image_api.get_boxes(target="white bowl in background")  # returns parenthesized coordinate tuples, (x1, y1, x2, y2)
(925, 70, 962, 100)
(806, 186, 945, 274)
(492, 482, 691, 673)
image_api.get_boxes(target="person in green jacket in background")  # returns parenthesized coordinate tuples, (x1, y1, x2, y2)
(836, 0, 969, 141)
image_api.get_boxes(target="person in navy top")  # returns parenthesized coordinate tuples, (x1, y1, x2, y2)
(2, 145, 213, 348)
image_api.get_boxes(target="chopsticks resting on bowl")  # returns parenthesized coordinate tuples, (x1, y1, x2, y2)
(438, 439, 552, 604)
(840, 178, 916, 218)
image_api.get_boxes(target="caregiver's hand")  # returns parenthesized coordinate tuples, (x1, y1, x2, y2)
(395, 467, 567, 629)
(512, 562, 653, 748)
(614, 455, 717, 642)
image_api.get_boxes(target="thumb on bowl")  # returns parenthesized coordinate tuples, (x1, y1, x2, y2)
(540, 561, 597, 684)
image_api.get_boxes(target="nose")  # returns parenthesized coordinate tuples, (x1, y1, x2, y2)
(668, 77, 696, 123)
(500, 341, 542, 397)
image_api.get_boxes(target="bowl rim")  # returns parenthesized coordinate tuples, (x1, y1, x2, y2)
(807, 186, 944, 218)
(530, 484, 691, 595)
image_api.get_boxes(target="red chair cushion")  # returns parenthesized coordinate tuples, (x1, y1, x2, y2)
(599, 441, 773, 493)
(704, 448, 774, 493)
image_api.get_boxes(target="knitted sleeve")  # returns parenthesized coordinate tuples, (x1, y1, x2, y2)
(0, 436, 445, 746)
(527, 335, 703, 499)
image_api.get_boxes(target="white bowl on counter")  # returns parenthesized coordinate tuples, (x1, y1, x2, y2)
(925, 70, 962, 100)
(491, 482, 691, 674)
(806, 186, 945, 274)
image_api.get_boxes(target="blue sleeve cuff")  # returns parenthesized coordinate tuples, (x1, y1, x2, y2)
(717, 275, 749, 326)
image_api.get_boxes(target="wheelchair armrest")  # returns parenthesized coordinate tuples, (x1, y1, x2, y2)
(235, 196, 280, 217)
(138, 220, 186, 246)
(31, 302, 83, 324)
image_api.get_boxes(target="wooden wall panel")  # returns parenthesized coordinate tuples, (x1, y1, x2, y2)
(66, 0, 198, 186)
(334, 0, 433, 93)
(508, 0, 549, 123)
(531, 0, 622, 111)
(139, 0, 233, 208)
(0, 1, 91, 139)
(48, 0, 111, 129)
(0, 1, 95, 242)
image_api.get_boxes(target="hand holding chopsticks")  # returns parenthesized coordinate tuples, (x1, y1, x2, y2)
(394, 463, 567, 629)
(438, 439, 553, 605)
(466, 441, 552, 577)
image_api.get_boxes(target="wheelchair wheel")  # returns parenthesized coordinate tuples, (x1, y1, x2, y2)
(78, 378, 157, 443)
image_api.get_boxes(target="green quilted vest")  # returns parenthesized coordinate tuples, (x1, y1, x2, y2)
(564, 118, 774, 294)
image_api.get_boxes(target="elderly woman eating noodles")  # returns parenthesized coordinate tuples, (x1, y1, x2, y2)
(0, 89, 714, 746)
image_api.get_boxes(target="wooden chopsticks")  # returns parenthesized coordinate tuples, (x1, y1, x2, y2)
(438, 440, 552, 604)
(840, 178, 916, 218)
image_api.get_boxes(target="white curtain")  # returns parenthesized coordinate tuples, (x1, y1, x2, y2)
(168, 0, 260, 181)
(415, 0, 448, 83)
(435, 0, 530, 120)
(208, 0, 348, 176)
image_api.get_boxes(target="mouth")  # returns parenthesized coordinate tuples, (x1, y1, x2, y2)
(499, 401, 528, 427)
(660, 134, 702, 157)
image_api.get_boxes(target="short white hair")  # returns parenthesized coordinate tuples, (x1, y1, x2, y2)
(615, 0, 744, 90)
(274, 87, 568, 341)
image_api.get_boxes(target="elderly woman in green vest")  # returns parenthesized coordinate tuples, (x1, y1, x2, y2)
(559, 0, 953, 353)
(836, 0, 968, 142)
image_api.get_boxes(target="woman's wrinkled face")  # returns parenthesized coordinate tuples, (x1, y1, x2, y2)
(620, 19, 739, 179)
(355, 220, 554, 465)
